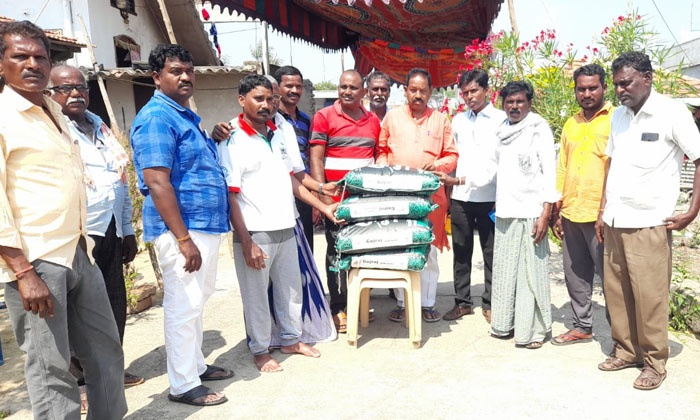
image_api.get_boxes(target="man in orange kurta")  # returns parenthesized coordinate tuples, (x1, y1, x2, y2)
(376, 68, 458, 322)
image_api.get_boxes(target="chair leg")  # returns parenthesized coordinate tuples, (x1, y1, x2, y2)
(410, 272, 422, 347)
(346, 270, 360, 347)
(360, 288, 370, 328)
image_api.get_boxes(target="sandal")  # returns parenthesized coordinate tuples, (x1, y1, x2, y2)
(79, 385, 88, 415)
(421, 307, 441, 323)
(524, 341, 543, 350)
(598, 355, 644, 372)
(633, 365, 667, 390)
(551, 329, 593, 346)
(333, 311, 347, 333)
(199, 364, 234, 381)
(168, 384, 228, 406)
(388, 307, 405, 322)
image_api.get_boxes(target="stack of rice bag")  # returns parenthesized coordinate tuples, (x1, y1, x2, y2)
(331, 165, 440, 272)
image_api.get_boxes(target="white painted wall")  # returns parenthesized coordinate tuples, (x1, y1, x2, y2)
(3, 0, 167, 68)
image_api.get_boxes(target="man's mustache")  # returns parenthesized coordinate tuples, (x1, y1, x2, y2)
(257, 110, 270, 116)
(67, 97, 86, 105)
(509, 109, 521, 114)
(179, 82, 193, 88)
(412, 98, 424, 103)
(372, 95, 385, 101)
(22, 71, 44, 79)
(287, 92, 300, 98)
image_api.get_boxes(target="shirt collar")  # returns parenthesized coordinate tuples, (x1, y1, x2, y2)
(631, 90, 662, 117)
(465, 102, 498, 120)
(575, 101, 614, 122)
(237, 113, 277, 137)
(153, 90, 202, 124)
(333, 99, 369, 121)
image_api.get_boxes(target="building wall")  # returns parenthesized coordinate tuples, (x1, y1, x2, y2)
(192, 73, 244, 134)
(5, 0, 167, 68)
(95, 73, 245, 135)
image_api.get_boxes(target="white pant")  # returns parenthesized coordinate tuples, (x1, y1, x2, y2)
(396, 245, 439, 308)
(154, 230, 222, 395)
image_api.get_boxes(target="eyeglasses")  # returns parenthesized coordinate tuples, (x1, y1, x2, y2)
(49, 84, 89, 94)
(272, 94, 281, 101)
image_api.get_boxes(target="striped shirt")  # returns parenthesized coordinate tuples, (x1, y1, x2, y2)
(279, 107, 311, 171)
(310, 100, 380, 185)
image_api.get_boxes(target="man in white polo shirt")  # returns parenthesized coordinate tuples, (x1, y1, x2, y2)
(595, 52, 700, 390)
(219, 75, 340, 373)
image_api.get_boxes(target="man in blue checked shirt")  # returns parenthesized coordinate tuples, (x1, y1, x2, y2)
(130, 44, 232, 407)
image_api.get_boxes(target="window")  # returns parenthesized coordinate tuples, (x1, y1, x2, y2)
(110, 0, 137, 18)
(114, 35, 141, 67)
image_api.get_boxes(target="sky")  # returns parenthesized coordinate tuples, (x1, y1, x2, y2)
(206, 0, 700, 84)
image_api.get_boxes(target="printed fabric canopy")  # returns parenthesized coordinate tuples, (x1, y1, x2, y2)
(206, 0, 504, 87)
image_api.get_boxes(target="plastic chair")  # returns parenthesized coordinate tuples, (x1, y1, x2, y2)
(346, 268, 422, 348)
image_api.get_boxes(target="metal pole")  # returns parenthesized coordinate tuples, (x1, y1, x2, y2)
(262, 21, 270, 75)
(77, 14, 123, 138)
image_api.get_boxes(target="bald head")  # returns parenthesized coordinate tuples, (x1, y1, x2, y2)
(49, 65, 89, 121)
(337, 70, 365, 110)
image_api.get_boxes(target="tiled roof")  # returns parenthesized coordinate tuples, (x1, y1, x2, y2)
(0, 15, 85, 48)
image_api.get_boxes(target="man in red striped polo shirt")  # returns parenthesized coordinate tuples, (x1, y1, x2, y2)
(309, 70, 381, 333)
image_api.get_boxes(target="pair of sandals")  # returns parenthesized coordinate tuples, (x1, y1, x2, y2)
(168, 365, 234, 406)
(388, 306, 441, 323)
(598, 351, 666, 390)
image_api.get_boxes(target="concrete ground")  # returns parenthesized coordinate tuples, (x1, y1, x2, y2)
(1, 233, 699, 420)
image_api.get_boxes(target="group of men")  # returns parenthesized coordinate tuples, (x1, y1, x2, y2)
(1, 18, 699, 420)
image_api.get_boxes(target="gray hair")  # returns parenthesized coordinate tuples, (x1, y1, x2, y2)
(264, 74, 278, 87)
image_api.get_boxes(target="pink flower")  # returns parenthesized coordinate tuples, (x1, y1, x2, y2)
(593, 47, 599, 53)
(582, 55, 588, 61)
(618, 15, 624, 21)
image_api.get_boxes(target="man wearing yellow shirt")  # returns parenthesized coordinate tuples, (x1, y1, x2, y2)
(0, 21, 126, 418)
(551, 64, 612, 345)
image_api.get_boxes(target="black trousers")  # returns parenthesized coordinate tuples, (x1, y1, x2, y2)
(324, 218, 347, 315)
(295, 197, 314, 252)
(450, 200, 495, 309)
(90, 217, 127, 343)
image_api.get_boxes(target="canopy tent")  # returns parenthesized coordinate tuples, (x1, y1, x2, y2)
(204, 0, 504, 87)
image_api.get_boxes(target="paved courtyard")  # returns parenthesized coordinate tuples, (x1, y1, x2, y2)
(1, 233, 699, 419)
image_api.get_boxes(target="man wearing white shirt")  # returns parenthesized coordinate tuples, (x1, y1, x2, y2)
(219, 75, 339, 373)
(595, 52, 700, 390)
(489, 81, 560, 349)
(49, 65, 143, 395)
(435, 69, 504, 323)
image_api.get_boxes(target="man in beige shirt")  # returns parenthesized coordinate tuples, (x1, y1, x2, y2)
(0, 21, 126, 419)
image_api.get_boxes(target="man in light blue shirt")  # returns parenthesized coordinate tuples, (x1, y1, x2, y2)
(49, 65, 142, 394)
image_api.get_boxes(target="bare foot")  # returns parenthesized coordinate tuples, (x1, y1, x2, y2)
(280, 342, 321, 358)
(254, 353, 283, 373)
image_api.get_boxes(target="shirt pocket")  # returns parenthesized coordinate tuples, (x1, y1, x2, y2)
(628, 135, 666, 169)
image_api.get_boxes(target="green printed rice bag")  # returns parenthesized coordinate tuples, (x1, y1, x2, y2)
(332, 246, 430, 272)
(338, 165, 441, 196)
(334, 195, 438, 222)
(335, 218, 434, 254)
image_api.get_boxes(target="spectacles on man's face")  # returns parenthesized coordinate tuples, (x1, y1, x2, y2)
(49, 84, 89, 94)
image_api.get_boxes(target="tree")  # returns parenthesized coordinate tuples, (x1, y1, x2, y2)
(250, 41, 282, 66)
(314, 80, 337, 90)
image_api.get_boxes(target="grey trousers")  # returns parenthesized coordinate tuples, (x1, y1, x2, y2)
(4, 244, 127, 420)
(233, 228, 302, 355)
(561, 218, 605, 334)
